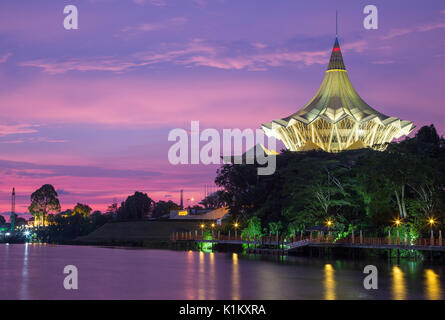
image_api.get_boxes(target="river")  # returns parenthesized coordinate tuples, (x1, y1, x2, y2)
(0, 244, 443, 300)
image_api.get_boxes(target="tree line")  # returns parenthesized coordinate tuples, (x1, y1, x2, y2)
(213, 125, 445, 241)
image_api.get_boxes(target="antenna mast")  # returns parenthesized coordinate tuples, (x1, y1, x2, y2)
(10, 187, 16, 231)
(336, 10, 338, 36)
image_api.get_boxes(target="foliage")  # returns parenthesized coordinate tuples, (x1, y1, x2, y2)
(28, 184, 61, 226)
(152, 200, 180, 218)
(35, 211, 112, 243)
(72, 203, 92, 218)
(117, 191, 154, 220)
(215, 125, 445, 239)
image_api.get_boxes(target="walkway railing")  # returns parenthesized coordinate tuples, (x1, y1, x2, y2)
(171, 230, 445, 249)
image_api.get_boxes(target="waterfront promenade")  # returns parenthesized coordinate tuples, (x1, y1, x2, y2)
(171, 231, 445, 253)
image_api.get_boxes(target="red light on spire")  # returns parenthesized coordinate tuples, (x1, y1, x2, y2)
(333, 47, 340, 52)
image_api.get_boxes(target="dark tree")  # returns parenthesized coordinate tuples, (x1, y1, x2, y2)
(0, 215, 5, 225)
(28, 184, 61, 227)
(117, 192, 153, 220)
(152, 200, 180, 219)
(73, 203, 92, 217)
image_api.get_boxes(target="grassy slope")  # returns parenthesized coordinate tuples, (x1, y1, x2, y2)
(75, 220, 203, 244)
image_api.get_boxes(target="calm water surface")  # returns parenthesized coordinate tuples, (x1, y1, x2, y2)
(0, 244, 444, 300)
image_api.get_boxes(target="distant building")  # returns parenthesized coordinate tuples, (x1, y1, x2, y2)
(169, 207, 229, 222)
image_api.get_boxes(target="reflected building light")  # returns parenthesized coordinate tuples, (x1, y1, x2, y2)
(184, 250, 195, 300)
(20, 243, 29, 300)
(209, 252, 216, 299)
(425, 269, 442, 300)
(324, 264, 336, 300)
(392, 266, 407, 300)
(198, 251, 205, 300)
(232, 253, 240, 300)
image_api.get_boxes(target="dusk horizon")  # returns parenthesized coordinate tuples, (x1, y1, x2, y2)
(1, 0, 445, 215)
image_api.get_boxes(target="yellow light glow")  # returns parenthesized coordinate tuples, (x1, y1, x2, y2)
(392, 266, 406, 300)
(326, 220, 332, 226)
(395, 219, 401, 226)
(425, 269, 442, 300)
(325, 69, 347, 73)
(324, 264, 336, 300)
(234, 223, 239, 228)
(200, 224, 205, 229)
(178, 210, 188, 216)
(429, 218, 435, 225)
(211, 223, 215, 228)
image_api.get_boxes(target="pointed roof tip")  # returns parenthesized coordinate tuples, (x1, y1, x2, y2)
(327, 35, 346, 71)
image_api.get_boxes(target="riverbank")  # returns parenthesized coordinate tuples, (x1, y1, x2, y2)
(73, 220, 201, 245)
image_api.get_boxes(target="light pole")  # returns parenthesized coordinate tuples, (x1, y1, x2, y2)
(429, 218, 435, 245)
(234, 222, 239, 240)
(395, 219, 401, 245)
(326, 220, 333, 242)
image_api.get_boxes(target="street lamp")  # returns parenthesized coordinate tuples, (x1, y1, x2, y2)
(234, 222, 239, 239)
(428, 218, 435, 227)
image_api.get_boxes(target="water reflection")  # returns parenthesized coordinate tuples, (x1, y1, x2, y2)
(209, 252, 216, 300)
(184, 250, 195, 300)
(324, 264, 336, 300)
(198, 251, 205, 299)
(20, 243, 29, 300)
(232, 253, 240, 300)
(1, 244, 445, 300)
(392, 266, 407, 300)
(425, 269, 442, 300)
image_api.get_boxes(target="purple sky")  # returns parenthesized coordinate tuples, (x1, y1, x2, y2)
(0, 0, 444, 215)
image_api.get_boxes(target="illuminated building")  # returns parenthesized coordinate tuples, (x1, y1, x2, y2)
(262, 35, 414, 152)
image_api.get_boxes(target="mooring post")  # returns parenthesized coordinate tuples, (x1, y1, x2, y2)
(397, 230, 400, 246)
(431, 230, 435, 246)
(218, 230, 220, 240)
(228, 230, 231, 241)
(300, 230, 303, 241)
(439, 230, 442, 246)
(352, 229, 355, 244)
(388, 230, 391, 245)
(360, 230, 363, 245)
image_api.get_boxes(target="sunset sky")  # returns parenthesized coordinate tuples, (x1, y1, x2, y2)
(0, 0, 444, 216)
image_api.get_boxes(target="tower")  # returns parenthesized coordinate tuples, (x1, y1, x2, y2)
(10, 187, 15, 231)
(180, 189, 183, 210)
(262, 28, 414, 152)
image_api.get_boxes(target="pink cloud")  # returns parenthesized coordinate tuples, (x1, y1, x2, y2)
(0, 124, 38, 136)
(382, 19, 445, 40)
(0, 53, 12, 63)
(19, 38, 367, 74)
(0, 76, 304, 128)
